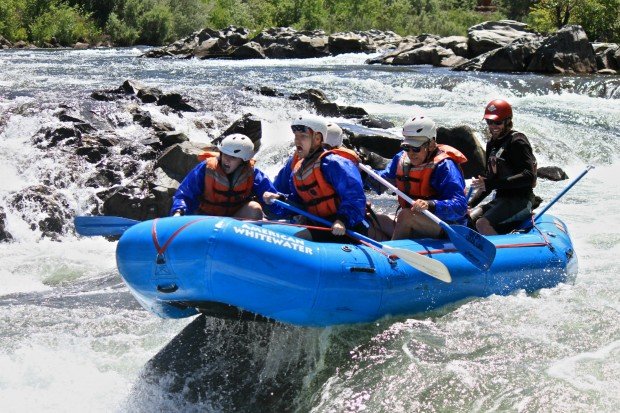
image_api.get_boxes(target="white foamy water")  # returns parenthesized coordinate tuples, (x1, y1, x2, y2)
(0, 47, 619, 412)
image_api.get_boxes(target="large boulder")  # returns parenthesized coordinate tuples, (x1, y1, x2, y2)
(216, 114, 263, 151)
(467, 20, 540, 57)
(155, 141, 207, 182)
(437, 36, 469, 57)
(0, 207, 12, 242)
(9, 186, 72, 239)
(436, 126, 485, 179)
(0, 35, 12, 49)
(593, 43, 620, 72)
(527, 25, 597, 74)
(230, 42, 266, 59)
(479, 38, 543, 72)
(328, 32, 375, 55)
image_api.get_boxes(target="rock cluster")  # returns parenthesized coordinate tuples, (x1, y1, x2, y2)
(144, 21, 619, 74)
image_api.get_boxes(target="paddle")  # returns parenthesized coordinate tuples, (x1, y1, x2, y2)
(74, 216, 140, 236)
(272, 199, 451, 283)
(359, 163, 496, 272)
(533, 165, 594, 222)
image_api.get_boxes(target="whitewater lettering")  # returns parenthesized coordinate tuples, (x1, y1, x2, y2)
(233, 224, 313, 255)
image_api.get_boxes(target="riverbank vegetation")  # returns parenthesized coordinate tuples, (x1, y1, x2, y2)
(1, 0, 618, 47)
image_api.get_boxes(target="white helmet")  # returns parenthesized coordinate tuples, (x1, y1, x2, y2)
(324, 122, 343, 147)
(291, 114, 328, 141)
(219, 134, 254, 161)
(402, 116, 436, 147)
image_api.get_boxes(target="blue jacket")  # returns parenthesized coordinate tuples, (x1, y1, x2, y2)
(278, 152, 368, 228)
(372, 150, 467, 224)
(170, 161, 282, 216)
(273, 155, 294, 194)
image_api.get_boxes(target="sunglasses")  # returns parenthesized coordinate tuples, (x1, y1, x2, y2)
(401, 143, 428, 153)
(485, 119, 504, 126)
(291, 125, 312, 133)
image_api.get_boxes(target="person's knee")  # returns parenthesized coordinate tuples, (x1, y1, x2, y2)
(237, 201, 264, 220)
(476, 217, 495, 235)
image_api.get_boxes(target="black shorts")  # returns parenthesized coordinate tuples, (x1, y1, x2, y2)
(481, 196, 533, 226)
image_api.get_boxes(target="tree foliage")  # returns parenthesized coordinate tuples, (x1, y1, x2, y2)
(1, 0, 618, 45)
(528, 0, 620, 41)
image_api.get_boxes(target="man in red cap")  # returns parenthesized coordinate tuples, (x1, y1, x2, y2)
(469, 99, 538, 235)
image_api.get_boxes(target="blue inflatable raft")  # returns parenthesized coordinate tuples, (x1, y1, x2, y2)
(115, 214, 577, 327)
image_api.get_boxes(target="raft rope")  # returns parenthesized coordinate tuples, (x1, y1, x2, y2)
(151, 217, 214, 263)
(150, 216, 550, 265)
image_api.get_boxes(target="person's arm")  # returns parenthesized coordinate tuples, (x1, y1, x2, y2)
(322, 155, 367, 228)
(485, 135, 537, 191)
(273, 156, 293, 193)
(170, 162, 206, 215)
(429, 160, 467, 222)
(366, 152, 401, 194)
(252, 167, 286, 216)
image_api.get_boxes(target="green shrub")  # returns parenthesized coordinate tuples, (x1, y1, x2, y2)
(106, 12, 139, 46)
(138, 2, 174, 44)
(29, 3, 100, 45)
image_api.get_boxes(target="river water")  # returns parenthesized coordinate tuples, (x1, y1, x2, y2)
(0, 48, 619, 412)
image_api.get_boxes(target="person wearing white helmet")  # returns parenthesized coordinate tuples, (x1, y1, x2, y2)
(265, 114, 368, 241)
(324, 122, 344, 148)
(273, 117, 360, 192)
(366, 115, 468, 239)
(171, 133, 281, 219)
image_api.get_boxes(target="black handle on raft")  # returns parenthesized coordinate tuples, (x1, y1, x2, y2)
(157, 283, 178, 293)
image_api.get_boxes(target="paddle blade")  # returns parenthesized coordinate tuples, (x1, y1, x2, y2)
(445, 224, 496, 271)
(74, 216, 140, 236)
(383, 245, 452, 283)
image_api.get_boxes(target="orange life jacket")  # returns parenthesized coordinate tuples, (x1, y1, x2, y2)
(197, 152, 255, 216)
(290, 147, 360, 169)
(395, 144, 467, 207)
(292, 150, 344, 218)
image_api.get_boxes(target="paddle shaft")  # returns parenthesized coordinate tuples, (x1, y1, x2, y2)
(359, 164, 444, 227)
(272, 199, 381, 248)
(272, 199, 452, 282)
(534, 166, 594, 222)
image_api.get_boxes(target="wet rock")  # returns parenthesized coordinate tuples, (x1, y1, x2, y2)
(9, 185, 72, 239)
(527, 25, 597, 74)
(157, 93, 198, 112)
(436, 126, 485, 179)
(0, 207, 13, 242)
(32, 126, 81, 149)
(85, 167, 123, 188)
(194, 37, 232, 58)
(593, 43, 620, 72)
(344, 124, 402, 158)
(0, 35, 12, 49)
(131, 107, 153, 127)
(328, 32, 375, 55)
(216, 114, 262, 151)
(131, 315, 319, 412)
(152, 120, 176, 132)
(290, 88, 368, 119)
(360, 117, 395, 129)
(537, 166, 568, 181)
(467, 20, 540, 57)
(230, 42, 266, 59)
(157, 131, 189, 148)
(155, 142, 207, 181)
(437, 36, 469, 57)
(102, 184, 163, 220)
